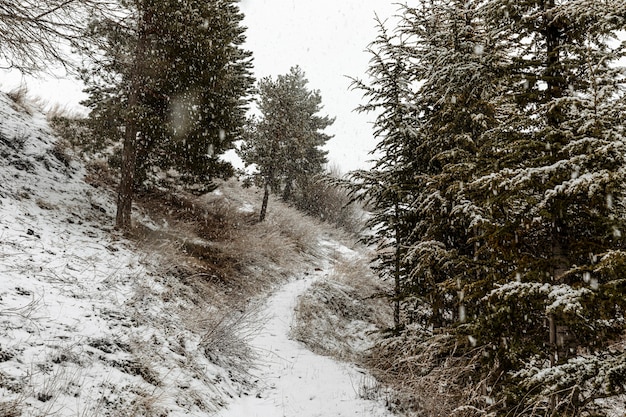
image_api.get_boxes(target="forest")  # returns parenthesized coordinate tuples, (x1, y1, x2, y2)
(1, 0, 626, 416)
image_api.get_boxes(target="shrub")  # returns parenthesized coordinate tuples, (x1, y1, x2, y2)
(293, 167, 366, 234)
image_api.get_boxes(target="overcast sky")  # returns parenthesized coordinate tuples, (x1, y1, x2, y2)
(239, 0, 399, 172)
(0, 1, 400, 172)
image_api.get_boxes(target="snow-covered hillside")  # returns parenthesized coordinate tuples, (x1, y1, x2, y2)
(0, 92, 396, 417)
(0, 92, 257, 416)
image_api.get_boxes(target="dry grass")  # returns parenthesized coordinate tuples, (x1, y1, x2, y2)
(292, 249, 496, 416)
(45, 102, 84, 121)
(112, 178, 338, 396)
(83, 159, 118, 189)
(293, 167, 367, 235)
(132, 179, 328, 300)
(366, 328, 497, 416)
(292, 252, 392, 362)
(6, 85, 33, 114)
(0, 400, 22, 417)
(6, 86, 58, 117)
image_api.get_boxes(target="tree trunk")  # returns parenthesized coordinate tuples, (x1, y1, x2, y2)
(544, 3, 566, 412)
(115, 5, 149, 231)
(259, 181, 270, 222)
(548, 312, 557, 413)
(282, 178, 293, 202)
(115, 120, 138, 230)
(393, 200, 401, 329)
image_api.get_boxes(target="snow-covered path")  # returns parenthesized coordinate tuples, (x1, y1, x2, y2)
(216, 266, 395, 417)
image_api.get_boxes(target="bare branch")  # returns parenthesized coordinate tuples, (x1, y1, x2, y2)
(0, 0, 119, 74)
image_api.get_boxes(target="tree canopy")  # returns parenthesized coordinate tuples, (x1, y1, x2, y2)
(354, 0, 626, 414)
(80, 0, 254, 229)
(239, 66, 334, 221)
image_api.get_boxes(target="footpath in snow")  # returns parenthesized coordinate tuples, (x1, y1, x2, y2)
(217, 254, 395, 417)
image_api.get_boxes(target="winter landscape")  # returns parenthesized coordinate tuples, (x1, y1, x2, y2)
(0, 90, 396, 416)
(2, 1, 626, 416)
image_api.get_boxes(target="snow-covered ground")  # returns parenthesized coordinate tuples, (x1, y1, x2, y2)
(0, 93, 244, 416)
(217, 261, 395, 417)
(0, 92, 396, 416)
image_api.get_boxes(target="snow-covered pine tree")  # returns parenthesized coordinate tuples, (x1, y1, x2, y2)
(238, 66, 333, 222)
(348, 16, 417, 329)
(356, 0, 626, 413)
(394, 0, 502, 331)
(155, 0, 254, 186)
(468, 1, 626, 413)
(80, 0, 254, 229)
(352, 1, 501, 331)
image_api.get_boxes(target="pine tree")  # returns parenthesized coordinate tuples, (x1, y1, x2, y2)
(467, 1, 626, 413)
(348, 17, 416, 329)
(398, 0, 502, 330)
(152, 0, 254, 185)
(239, 66, 333, 222)
(356, 0, 626, 414)
(351, 1, 500, 331)
(80, 0, 254, 230)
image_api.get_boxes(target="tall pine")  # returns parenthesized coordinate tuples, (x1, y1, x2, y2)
(81, 0, 254, 229)
(349, 17, 416, 329)
(355, 0, 626, 414)
(399, 0, 501, 330)
(469, 0, 626, 413)
(352, 1, 500, 330)
(239, 66, 333, 221)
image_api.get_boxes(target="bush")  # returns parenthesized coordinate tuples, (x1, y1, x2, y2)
(293, 167, 366, 234)
(48, 115, 104, 157)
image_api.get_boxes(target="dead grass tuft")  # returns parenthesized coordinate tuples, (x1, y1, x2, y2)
(367, 328, 495, 416)
(292, 253, 392, 362)
(45, 103, 83, 121)
(293, 167, 367, 235)
(84, 159, 118, 189)
(0, 400, 21, 417)
(195, 305, 264, 378)
(264, 203, 324, 256)
(7, 85, 32, 114)
(110, 357, 161, 387)
(49, 138, 73, 168)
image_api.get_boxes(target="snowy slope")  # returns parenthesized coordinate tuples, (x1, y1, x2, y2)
(217, 259, 395, 417)
(0, 92, 398, 417)
(0, 93, 243, 416)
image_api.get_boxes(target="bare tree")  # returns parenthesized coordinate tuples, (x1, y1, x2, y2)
(0, 0, 113, 74)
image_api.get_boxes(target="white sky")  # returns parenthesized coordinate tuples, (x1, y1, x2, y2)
(239, 0, 399, 172)
(0, 1, 400, 172)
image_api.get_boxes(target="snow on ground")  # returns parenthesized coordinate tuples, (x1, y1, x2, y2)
(0, 92, 397, 416)
(0, 93, 242, 416)
(217, 251, 395, 417)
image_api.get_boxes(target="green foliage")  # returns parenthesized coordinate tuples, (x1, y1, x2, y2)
(348, 17, 417, 328)
(356, 0, 626, 414)
(238, 66, 334, 209)
(80, 0, 254, 192)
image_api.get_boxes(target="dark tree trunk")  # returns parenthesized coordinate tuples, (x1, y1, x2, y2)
(115, 6, 150, 231)
(259, 181, 270, 222)
(543, 1, 568, 412)
(282, 178, 293, 202)
(115, 118, 138, 230)
(393, 200, 401, 329)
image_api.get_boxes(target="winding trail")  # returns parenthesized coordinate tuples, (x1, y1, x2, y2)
(217, 252, 395, 417)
